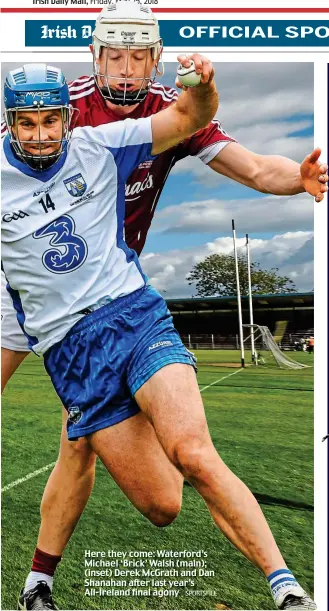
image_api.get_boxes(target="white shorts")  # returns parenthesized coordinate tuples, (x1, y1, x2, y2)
(1, 271, 30, 352)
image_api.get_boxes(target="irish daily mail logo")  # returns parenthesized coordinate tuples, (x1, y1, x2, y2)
(64, 174, 87, 197)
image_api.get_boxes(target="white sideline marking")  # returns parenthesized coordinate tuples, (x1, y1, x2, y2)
(3, 369, 243, 493)
(200, 367, 244, 392)
(1, 462, 56, 493)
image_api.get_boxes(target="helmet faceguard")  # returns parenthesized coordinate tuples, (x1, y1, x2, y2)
(92, 0, 164, 106)
(5, 104, 73, 172)
(4, 64, 75, 171)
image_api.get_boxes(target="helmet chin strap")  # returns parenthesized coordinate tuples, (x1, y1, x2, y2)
(15, 151, 60, 171)
(99, 84, 149, 106)
(12, 139, 65, 171)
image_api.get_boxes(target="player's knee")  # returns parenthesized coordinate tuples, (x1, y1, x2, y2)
(143, 497, 182, 527)
(59, 434, 96, 476)
(72, 440, 97, 475)
(171, 435, 212, 481)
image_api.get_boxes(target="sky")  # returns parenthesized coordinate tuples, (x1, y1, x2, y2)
(1, 61, 315, 297)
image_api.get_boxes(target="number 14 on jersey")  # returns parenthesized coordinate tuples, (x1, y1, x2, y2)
(38, 194, 56, 213)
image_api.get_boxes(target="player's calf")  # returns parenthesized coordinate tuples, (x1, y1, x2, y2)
(37, 424, 97, 556)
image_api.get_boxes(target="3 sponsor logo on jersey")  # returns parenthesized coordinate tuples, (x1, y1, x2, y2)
(2, 210, 30, 223)
(64, 173, 87, 197)
(33, 182, 56, 197)
(125, 173, 154, 201)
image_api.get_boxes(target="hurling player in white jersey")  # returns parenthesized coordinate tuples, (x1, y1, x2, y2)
(2, 60, 318, 611)
(1, 3, 327, 611)
(2, 59, 318, 611)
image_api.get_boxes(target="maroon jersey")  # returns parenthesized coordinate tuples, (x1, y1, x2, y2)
(1, 76, 236, 255)
(69, 76, 236, 254)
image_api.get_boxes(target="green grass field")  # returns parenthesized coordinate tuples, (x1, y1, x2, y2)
(1, 350, 314, 610)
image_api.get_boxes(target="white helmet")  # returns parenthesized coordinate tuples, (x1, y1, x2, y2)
(93, 0, 164, 106)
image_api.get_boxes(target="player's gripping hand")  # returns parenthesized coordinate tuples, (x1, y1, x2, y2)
(175, 53, 214, 90)
(300, 148, 328, 203)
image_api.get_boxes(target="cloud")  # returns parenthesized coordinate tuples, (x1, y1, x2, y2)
(283, 236, 314, 265)
(150, 193, 313, 235)
(141, 231, 314, 298)
(163, 62, 313, 111)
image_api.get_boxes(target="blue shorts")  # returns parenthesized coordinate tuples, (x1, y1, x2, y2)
(44, 286, 196, 441)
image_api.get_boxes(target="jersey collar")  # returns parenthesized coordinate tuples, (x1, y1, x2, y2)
(3, 134, 68, 183)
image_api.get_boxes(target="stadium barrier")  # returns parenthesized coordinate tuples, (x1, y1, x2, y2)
(181, 329, 314, 351)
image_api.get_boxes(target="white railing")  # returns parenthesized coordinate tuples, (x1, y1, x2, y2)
(180, 329, 313, 351)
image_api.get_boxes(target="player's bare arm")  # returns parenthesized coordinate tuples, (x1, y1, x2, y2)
(208, 141, 328, 202)
(151, 54, 218, 155)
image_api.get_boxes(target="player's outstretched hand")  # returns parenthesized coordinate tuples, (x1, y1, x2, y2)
(300, 148, 328, 203)
(176, 53, 214, 90)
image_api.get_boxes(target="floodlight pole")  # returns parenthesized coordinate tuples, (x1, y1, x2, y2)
(232, 220, 245, 368)
(246, 234, 257, 365)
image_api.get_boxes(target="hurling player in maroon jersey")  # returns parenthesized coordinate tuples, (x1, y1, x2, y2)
(2, 2, 326, 610)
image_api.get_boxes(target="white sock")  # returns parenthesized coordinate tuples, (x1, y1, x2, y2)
(24, 572, 53, 594)
(268, 569, 305, 608)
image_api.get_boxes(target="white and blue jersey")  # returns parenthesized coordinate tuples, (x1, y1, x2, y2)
(1, 117, 155, 355)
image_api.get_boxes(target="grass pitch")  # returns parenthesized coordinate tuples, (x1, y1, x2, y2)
(1, 350, 314, 610)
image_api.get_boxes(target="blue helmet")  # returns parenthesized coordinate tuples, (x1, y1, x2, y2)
(4, 64, 72, 170)
(4, 64, 69, 110)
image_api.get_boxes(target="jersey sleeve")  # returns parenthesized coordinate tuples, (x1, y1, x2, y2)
(176, 119, 236, 165)
(73, 117, 156, 182)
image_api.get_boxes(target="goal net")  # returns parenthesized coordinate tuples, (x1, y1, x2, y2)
(243, 324, 310, 369)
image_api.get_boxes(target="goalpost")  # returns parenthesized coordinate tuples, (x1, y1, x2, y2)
(243, 324, 310, 369)
(232, 220, 310, 370)
(232, 220, 245, 368)
(246, 233, 257, 364)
